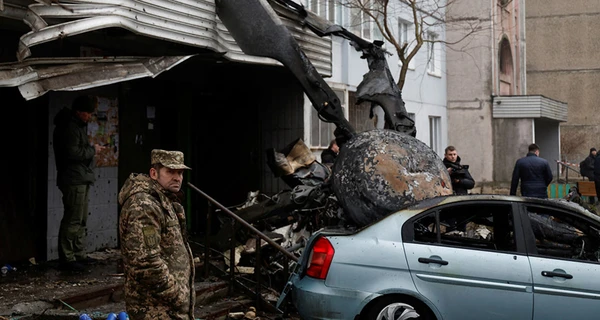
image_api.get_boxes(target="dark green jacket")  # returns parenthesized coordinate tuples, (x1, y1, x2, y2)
(53, 107, 96, 187)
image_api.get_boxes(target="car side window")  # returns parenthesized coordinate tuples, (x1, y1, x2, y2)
(413, 203, 516, 252)
(525, 206, 600, 263)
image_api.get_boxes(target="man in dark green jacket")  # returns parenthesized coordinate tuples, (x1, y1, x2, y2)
(53, 95, 105, 272)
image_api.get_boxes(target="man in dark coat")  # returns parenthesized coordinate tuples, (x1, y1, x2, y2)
(580, 147, 596, 181)
(443, 146, 475, 195)
(53, 95, 105, 272)
(118, 149, 195, 320)
(510, 143, 553, 198)
(593, 151, 600, 204)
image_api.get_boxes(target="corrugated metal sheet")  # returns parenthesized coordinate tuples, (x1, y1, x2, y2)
(3, 0, 331, 76)
(492, 95, 568, 122)
(0, 55, 193, 100)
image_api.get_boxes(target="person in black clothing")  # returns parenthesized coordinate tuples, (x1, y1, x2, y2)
(593, 151, 600, 204)
(443, 146, 475, 195)
(510, 143, 553, 198)
(580, 147, 596, 181)
(321, 139, 339, 168)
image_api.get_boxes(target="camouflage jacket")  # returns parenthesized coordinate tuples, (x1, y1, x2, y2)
(118, 173, 195, 320)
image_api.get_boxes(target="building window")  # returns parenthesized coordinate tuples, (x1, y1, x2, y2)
(310, 89, 346, 148)
(429, 116, 441, 154)
(398, 19, 415, 70)
(398, 20, 409, 46)
(426, 31, 440, 76)
(348, 4, 379, 40)
(498, 37, 514, 95)
(306, 0, 339, 24)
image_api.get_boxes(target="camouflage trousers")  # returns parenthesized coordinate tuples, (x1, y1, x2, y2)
(58, 184, 90, 262)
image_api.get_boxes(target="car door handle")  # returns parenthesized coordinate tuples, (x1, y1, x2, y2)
(418, 257, 449, 265)
(541, 271, 573, 279)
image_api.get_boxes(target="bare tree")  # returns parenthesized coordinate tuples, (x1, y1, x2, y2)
(340, 0, 486, 90)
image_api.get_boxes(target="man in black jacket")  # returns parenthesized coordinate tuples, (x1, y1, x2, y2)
(510, 144, 553, 198)
(443, 146, 475, 195)
(53, 95, 106, 272)
(593, 150, 600, 204)
(580, 147, 596, 181)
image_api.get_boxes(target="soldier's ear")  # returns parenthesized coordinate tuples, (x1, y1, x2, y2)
(150, 167, 158, 179)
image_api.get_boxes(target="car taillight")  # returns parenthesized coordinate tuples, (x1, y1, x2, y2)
(305, 237, 334, 280)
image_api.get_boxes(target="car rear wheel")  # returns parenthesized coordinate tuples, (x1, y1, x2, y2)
(366, 297, 434, 320)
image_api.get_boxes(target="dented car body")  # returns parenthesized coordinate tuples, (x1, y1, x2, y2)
(278, 195, 600, 320)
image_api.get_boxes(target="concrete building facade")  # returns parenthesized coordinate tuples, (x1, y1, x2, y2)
(446, 0, 567, 191)
(526, 1, 600, 163)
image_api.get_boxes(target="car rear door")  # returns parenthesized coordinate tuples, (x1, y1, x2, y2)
(403, 201, 533, 320)
(520, 204, 600, 319)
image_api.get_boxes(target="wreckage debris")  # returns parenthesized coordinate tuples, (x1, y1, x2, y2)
(333, 129, 453, 227)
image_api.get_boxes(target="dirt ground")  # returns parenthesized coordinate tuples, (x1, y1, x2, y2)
(0, 249, 124, 316)
(0, 248, 297, 320)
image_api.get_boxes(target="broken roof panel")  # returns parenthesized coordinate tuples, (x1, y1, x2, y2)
(0, 55, 194, 100)
(2, 0, 332, 76)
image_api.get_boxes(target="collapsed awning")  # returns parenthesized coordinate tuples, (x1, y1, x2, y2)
(0, 55, 193, 100)
(1, 0, 332, 74)
(0, 0, 332, 100)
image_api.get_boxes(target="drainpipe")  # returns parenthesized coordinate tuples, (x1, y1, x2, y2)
(490, 0, 496, 96)
(521, 0, 527, 95)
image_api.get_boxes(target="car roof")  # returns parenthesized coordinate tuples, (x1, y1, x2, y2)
(399, 194, 600, 223)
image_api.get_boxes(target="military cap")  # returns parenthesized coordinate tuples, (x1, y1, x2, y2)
(151, 149, 191, 170)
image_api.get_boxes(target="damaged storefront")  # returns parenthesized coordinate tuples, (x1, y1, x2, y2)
(0, 0, 333, 264)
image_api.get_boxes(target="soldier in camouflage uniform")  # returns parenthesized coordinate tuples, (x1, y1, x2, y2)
(118, 149, 196, 320)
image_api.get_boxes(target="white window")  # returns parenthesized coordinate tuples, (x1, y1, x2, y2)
(429, 116, 442, 154)
(348, 4, 380, 40)
(310, 89, 346, 148)
(398, 19, 415, 70)
(426, 31, 441, 76)
(398, 20, 409, 46)
(305, 0, 339, 23)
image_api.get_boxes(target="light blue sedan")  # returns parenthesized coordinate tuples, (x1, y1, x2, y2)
(277, 195, 600, 319)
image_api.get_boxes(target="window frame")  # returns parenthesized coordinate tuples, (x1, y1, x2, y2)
(426, 31, 441, 76)
(308, 88, 347, 149)
(305, 0, 341, 24)
(521, 204, 600, 264)
(397, 18, 415, 70)
(428, 115, 442, 154)
(402, 200, 527, 254)
(347, 2, 378, 40)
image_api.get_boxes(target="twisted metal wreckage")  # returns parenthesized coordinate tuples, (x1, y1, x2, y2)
(209, 0, 454, 284)
(210, 0, 596, 288)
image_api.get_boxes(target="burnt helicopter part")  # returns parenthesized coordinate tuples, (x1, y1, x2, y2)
(215, 0, 355, 143)
(216, 0, 453, 228)
(333, 129, 453, 227)
(269, 0, 416, 137)
(354, 40, 416, 136)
